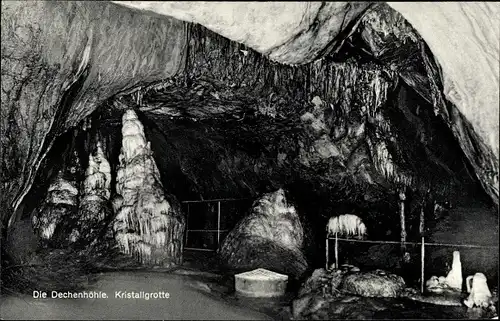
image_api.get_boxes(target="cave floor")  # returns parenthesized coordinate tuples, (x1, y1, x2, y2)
(0, 250, 494, 320)
(0, 270, 272, 320)
(178, 250, 495, 320)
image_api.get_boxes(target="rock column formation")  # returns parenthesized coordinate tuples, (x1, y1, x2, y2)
(113, 109, 185, 266)
(71, 142, 112, 244)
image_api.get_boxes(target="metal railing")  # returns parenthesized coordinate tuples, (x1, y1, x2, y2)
(182, 198, 253, 252)
(326, 235, 499, 293)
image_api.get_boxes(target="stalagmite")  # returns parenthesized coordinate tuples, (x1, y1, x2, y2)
(464, 273, 493, 309)
(399, 189, 408, 260)
(95, 142, 111, 199)
(112, 109, 185, 267)
(218, 188, 308, 278)
(445, 251, 463, 291)
(74, 141, 112, 243)
(426, 251, 464, 294)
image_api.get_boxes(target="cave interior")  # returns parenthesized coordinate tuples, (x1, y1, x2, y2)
(0, 2, 498, 314)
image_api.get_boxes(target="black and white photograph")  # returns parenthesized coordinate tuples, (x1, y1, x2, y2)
(0, 1, 498, 320)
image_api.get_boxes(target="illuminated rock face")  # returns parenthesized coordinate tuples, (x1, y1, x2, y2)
(387, 1, 499, 206)
(32, 151, 81, 245)
(32, 172, 79, 241)
(218, 188, 308, 278)
(111, 2, 371, 64)
(113, 109, 185, 266)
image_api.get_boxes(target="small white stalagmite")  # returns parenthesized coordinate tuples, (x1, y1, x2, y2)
(445, 251, 463, 291)
(112, 109, 185, 266)
(464, 272, 493, 309)
(426, 251, 464, 294)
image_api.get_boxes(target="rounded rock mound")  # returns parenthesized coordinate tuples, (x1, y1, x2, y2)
(218, 188, 308, 278)
(340, 269, 406, 298)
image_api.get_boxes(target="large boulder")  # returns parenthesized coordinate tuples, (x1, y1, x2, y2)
(340, 269, 406, 298)
(292, 266, 371, 320)
(297, 268, 349, 298)
(218, 188, 308, 278)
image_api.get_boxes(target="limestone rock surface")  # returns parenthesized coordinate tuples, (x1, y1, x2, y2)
(1, 1, 187, 227)
(218, 188, 307, 278)
(387, 2, 499, 206)
(111, 1, 371, 64)
(341, 269, 406, 298)
(111, 1, 500, 205)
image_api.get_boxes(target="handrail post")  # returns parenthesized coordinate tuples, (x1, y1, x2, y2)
(420, 203, 425, 294)
(185, 203, 190, 247)
(334, 232, 339, 269)
(421, 236, 425, 294)
(325, 236, 329, 269)
(217, 201, 221, 247)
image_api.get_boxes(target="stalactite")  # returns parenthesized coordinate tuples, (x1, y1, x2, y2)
(112, 109, 185, 267)
(326, 214, 367, 238)
(366, 133, 415, 189)
(293, 54, 427, 200)
(137, 23, 443, 201)
(399, 189, 407, 258)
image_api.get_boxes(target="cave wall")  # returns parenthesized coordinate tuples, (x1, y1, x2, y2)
(111, 1, 372, 64)
(2, 1, 497, 234)
(135, 23, 481, 201)
(1, 1, 186, 227)
(82, 22, 489, 267)
(387, 1, 499, 207)
(111, 1, 500, 206)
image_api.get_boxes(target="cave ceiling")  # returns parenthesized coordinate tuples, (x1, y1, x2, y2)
(1, 1, 499, 228)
